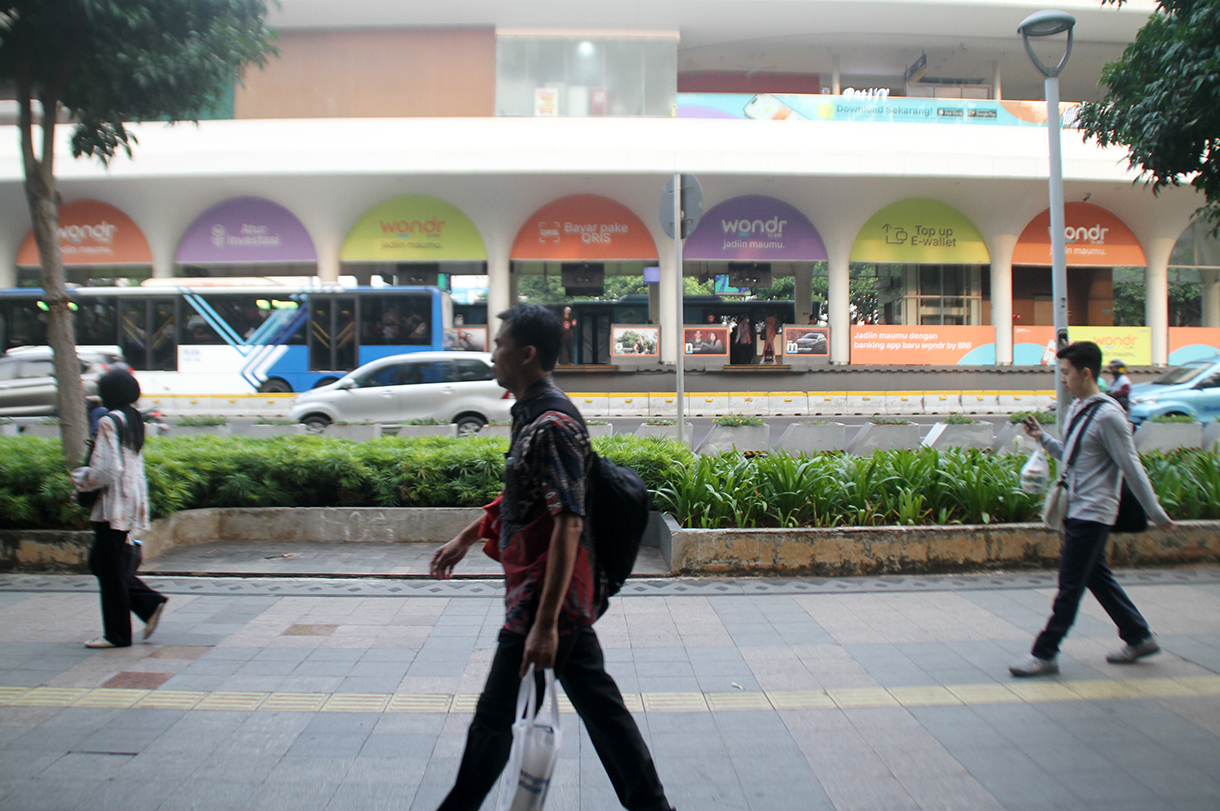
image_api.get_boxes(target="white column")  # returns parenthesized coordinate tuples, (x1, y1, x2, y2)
(1145, 236, 1175, 367)
(150, 239, 175, 279)
(991, 61, 1002, 100)
(315, 232, 341, 284)
(827, 246, 850, 365)
(657, 247, 679, 364)
(0, 251, 15, 288)
(831, 54, 841, 95)
(648, 278, 661, 325)
(793, 263, 814, 324)
(1201, 268, 1220, 328)
(989, 233, 1017, 365)
(485, 241, 511, 338)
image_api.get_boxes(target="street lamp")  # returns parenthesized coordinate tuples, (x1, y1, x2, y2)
(1019, 9, 1076, 425)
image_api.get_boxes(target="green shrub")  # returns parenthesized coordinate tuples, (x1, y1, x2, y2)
(174, 415, 228, 427)
(644, 418, 677, 426)
(587, 420, 609, 426)
(1150, 414, 1198, 423)
(799, 420, 834, 425)
(870, 416, 912, 425)
(255, 417, 295, 425)
(402, 417, 448, 426)
(714, 415, 767, 427)
(1010, 410, 1055, 424)
(944, 414, 979, 424)
(0, 436, 89, 529)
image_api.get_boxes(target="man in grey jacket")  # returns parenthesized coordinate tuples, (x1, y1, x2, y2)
(1010, 341, 1176, 677)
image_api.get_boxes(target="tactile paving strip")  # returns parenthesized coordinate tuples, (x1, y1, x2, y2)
(1, 675, 1215, 715)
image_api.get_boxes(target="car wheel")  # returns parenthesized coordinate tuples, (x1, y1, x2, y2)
(455, 416, 485, 436)
(312, 376, 340, 389)
(257, 378, 292, 393)
(302, 415, 331, 433)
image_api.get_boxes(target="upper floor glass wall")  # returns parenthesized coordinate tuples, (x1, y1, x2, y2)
(496, 34, 677, 117)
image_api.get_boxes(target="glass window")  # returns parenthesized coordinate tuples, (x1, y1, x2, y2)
(21, 359, 54, 378)
(455, 358, 493, 381)
(356, 363, 407, 388)
(497, 35, 676, 117)
(75, 297, 118, 345)
(402, 361, 455, 385)
(360, 294, 431, 346)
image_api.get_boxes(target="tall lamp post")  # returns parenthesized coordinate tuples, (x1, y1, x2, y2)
(1018, 9, 1075, 425)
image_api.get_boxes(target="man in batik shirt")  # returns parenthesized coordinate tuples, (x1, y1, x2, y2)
(431, 303, 673, 811)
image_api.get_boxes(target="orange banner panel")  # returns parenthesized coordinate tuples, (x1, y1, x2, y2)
(511, 194, 657, 261)
(1013, 202, 1145, 267)
(16, 199, 152, 267)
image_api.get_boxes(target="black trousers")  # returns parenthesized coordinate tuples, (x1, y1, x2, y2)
(438, 626, 670, 811)
(88, 522, 165, 647)
(1032, 518, 1152, 660)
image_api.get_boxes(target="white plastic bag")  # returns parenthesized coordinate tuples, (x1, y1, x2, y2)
(1020, 447, 1050, 495)
(497, 665, 562, 811)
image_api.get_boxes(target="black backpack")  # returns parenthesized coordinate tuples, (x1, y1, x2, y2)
(517, 393, 649, 600)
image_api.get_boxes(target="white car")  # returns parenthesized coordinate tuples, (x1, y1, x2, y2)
(289, 351, 512, 434)
(0, 345, 124, 417)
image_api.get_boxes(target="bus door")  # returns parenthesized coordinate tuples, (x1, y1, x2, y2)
(309, 296, 357, 372)
(119, 298, 177, 370)
(575, 305, 615, 365)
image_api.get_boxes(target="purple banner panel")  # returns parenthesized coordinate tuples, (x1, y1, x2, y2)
(684, 195, 827, 262)
(176, 197, 317, 265)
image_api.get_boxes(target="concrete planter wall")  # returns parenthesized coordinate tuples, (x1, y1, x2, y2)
(921, 422, 993, 451)
(847, 422, 919, 455)
(587, 423, 613, 438)
(0, 529, 93, 573)
(775, 422, 846, 454)
(396, 425, 459, 439)
(243, 424, 307, 437)
(634, 423, 693, 442)
(320, 423, 382, 441)
(479, 425, 512, 438)
(1134, 421, 1203, 452)
(697, 424, 770, 455)
(1204, 421, 1220, 451)
(19, 423, 63, 438)
(668, 520, 1220, 577)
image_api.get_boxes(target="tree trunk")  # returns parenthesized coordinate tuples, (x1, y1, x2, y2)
(19, 94, 87, 467)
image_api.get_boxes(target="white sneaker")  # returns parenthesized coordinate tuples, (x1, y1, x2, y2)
(143, 599, 168, 640)
(85, 637, 118, 649)
(1106, 636, 1160, 664)
(1009, 655, 1059, 677)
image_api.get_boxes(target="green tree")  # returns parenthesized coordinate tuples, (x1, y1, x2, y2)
(1076, 0, 1220, 231)
(0, 0, 275, 464)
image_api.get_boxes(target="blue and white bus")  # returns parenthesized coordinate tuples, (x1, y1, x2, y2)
(0, 281, 460, 394)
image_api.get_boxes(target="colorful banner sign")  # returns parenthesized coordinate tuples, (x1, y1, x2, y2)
(176, 197, 317, 265)
(511, 195, 656, 261)
(851, 325, 996, 365)
(1013, 325, 1152, 366)
(612, 326, 660, 357)
(677, 93, 1079, 128)
(17, 199, 152, 267)
(684, 195, 827, 262)
(1169, 327, 1220, 364)
(850, 199, 990, 264)
(1013, 203, 1145, 267)
(683, 326, 730, 357)
(341, 196, 486, 262)
(783, 327, 829, 356)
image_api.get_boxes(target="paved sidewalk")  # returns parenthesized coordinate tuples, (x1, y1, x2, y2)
(2, 567, 1219, 811)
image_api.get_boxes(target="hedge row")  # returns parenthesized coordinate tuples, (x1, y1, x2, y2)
(3, 434, 1218, 531)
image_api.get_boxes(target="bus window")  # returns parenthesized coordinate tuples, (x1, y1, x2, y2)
(150, 300, 177, 370)
(310, 297, 357, 372)
(76, 297, 118, 346)
(119, 300, 149, 369)
(361, 293, 431, 346)
(4, 299, 48, 349)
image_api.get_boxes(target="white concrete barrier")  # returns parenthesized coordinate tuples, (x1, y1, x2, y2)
(607, 393, 649, 417)
(728, 392, 770, 415)
(885, 391, 923, 415)
(808, 391, 848, 415)
(923, 391, 961, 414)
(768, 392, 809, 416)
(686, 393, 730, 416)
(845, 391, 885, 415)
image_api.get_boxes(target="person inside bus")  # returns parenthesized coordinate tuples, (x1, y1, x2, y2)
(732, 315, 754, 365)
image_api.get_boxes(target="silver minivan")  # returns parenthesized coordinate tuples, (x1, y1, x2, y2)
(0, 345, 124, 417)
(288, 351, 512, 434)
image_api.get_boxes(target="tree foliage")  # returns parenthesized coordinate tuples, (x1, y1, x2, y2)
(0, 0, 275, 464)
(1076, 0, 1220, 230)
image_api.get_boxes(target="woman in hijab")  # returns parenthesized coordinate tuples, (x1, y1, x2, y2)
(72, 369, 166, 648)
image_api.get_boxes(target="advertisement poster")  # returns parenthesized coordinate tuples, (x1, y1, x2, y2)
(445, 326, 487, 352)
(340, 195, 487, 262)
(677, 93, 1079, 129)
(684, 326, 730, 357)
(1012, 203, 1145, 267)
(850, 198, 990, 264)
(612, 326, 659, 357)
(783, 327, 829, 356)
(176, 197, 317, 265)
(851, 325, 996, 365)
(511, 194, 657, 262)
(684, 195, 827, 262)
(17, 199, 152, 267)
(1013, 326, 1152, 366)
(1169, 327, 1220, 364)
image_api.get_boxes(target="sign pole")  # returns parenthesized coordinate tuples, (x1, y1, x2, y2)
(674, 172, 685, 446)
